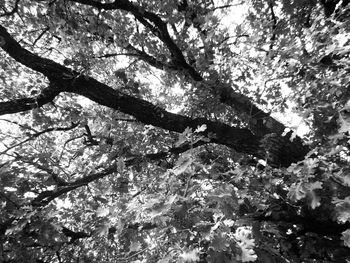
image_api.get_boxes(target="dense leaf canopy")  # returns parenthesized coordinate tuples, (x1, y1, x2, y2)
(1, 0, 350, 262)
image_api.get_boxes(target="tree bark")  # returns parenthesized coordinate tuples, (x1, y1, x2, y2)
(0, 25, 309, 167)
(67, 0, 289, 137)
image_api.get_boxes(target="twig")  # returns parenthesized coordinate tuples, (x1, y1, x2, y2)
(58, 134, 84, 161)
(0, 0, 20, 17)
(32, 27, 50, 47)
(0, 192, 20, 209)
(0, 118, 38, 133)
(115, 247, 149, 262)
(15, 153, 69, 185)
(0, 122, 79, 156)
(115, 118, 138, 122)
(268, 1, 278, 52)
(212, 4, 243, 12)
(94, 52, 136, 59)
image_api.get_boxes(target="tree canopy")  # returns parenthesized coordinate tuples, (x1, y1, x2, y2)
(0, 0, 350, 262)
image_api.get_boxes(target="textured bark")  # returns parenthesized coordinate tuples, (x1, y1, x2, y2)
(0, 25, 309, 167)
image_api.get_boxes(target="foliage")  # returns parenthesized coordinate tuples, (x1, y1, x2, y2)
(0, 0, 350, 262)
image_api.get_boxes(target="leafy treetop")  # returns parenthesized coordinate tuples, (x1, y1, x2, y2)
(0, 0, 350, 262)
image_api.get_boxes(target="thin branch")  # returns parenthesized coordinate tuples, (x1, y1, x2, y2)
(0, 0, 20, 17)
(69, 0, 203, 80)
(32, 26, 50, 47)
(64, 0, 292, 139)
(0, 191, 20, 209)
(58, 134, 85, 161)
(125, 43, 177, 71)
(115, 247, 149, 262)
(0, 118, 39, 133)
(83, 124, 99, 145)
(0, 161, 10, 169)
(56, 251, 62, 263)
(212, 4, 243, 11)
(268, 1, 278, 52)
(0, 122, 79, 156)
(61, 227, 91, 243)
(18, 156, 69, 186)
(94, 52, 136, 59)
(31, 140, 209, 206)
(115, 118, 138, 122)
(0, 24, 309, 167)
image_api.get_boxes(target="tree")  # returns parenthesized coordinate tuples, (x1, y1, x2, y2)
(0, 0, 349, 262)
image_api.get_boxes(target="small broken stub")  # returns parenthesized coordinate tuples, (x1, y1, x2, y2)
(0, 36, 6, 47)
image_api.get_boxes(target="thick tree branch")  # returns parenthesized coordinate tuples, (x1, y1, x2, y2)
(0, 84, 61, 115)
(0, 25, 262, 155)
(21, 157, 69, 187)
(69, 0, 202, 80)
(67, 0, 294, 138)
(254, 211, 350, 236)
(31, 140, 207, 206)
(61, 227, 91, 243)
(0, 25, 308, 167)
(125, 43, 179, 71)
(0, 26, 75, 83)
(61, 221, 157, 244)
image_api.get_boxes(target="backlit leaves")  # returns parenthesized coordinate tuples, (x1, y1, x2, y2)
(1, 0, 350, 262)
(341, 229, 350, 248)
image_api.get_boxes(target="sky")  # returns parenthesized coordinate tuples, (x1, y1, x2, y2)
(0, 0, 309, 159)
